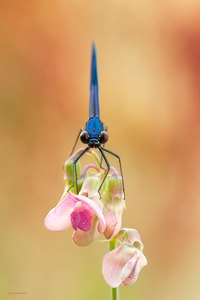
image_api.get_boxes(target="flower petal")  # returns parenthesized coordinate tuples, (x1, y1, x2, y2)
(44, 193, 77, 231)
(122, 250, 147, 286)
(119, 228, 142, 247)
(71, 193, 106, 233)
(79, 175, 101, 200)
(72, 219, 99, 246)
(71, 204, 94, 231)
(104, 205, 123, 239)
(121, 251, 139, 284)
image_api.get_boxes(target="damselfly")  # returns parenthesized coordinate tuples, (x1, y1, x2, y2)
(70, 44, 125, 198)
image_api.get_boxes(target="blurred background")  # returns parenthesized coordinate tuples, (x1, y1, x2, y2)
(1, 0, 200, 299)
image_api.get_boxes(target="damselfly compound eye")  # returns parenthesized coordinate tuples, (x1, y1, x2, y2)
(99, 131, 108, 144)
(80, 131, 89, 144)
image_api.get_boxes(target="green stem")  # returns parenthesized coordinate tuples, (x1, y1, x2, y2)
(111, 287, 120, 300)
(109, 239, 120, 300)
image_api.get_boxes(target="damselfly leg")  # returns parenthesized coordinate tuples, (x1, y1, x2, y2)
(67, 146, 90, 194)
(98, 147, 110, 194)
(99, 144, 105, 170)
(100, 147, 125, 199)
(70, 129, 82, 156)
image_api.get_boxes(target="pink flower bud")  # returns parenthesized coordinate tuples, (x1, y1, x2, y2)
(102, 228, 147, 287)
(102, 168, 125, 239)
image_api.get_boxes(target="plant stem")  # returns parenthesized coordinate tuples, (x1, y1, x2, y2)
(111, 286, 120, 300)
(109, 239, 120, 300)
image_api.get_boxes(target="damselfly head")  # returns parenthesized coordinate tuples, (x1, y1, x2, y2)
(80, 129, 109, 148)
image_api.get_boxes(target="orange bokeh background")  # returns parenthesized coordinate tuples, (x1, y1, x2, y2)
(1, 1, 200, 299)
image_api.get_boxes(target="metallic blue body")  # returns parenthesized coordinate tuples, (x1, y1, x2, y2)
(89, 44, 99, 118)
(86, 117, 104, 139)
(85, 44, 105, 147)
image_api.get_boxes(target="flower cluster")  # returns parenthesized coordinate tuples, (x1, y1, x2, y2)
(44, 148, 147, 287)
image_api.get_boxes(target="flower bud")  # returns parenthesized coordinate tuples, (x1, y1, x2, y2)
(102, 168, 125, 239)
(102, 228, 147, 287)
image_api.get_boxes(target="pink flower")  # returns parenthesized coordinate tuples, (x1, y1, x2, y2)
(44, 192, 106, 246)
(102, 228, 147, 287)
